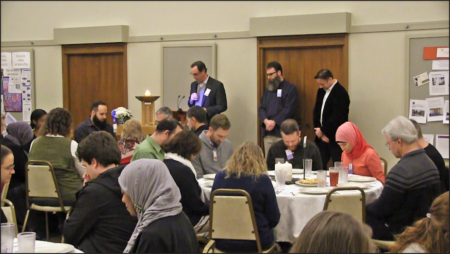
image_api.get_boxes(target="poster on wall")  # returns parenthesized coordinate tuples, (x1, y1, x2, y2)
(429, 71, 449, 96)
(12, 52, 30, 69)
(435, 134, 449, 159)
(413, 72, 429, 87)
(1, 52, 12, 69)
(444, 100, 449, 124)
(2, 77, 22, 112)
(426, 97, 445, 122)
(409, 99, 427, 124)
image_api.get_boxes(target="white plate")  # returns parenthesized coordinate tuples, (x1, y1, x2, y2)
(203, 174, 216, 180)
(295, 180, 318, 187)
(299, 188, 330, 195)
(311, 171, 330, 176)
(202, 181, 214, 187)
(348, 175, 376, 182)
(337, 182, 371, 189)
(34, 241, 74, 253)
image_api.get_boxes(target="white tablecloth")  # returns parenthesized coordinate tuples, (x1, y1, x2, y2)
(198, 174, 383, 243)
(12, 238, 83, 253)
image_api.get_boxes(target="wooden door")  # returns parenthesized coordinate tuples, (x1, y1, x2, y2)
(62, 43, 128, 131)
(257, 34, 348, 165)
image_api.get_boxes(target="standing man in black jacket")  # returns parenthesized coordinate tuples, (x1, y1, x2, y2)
(64, 131, 137, 253)
(313, 69, 350, 168)
(188, 61, 227, 122)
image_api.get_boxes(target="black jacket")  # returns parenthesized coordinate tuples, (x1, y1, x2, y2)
(63, 166, 137, 253)
(74, 118, 115, 143)
(188, 77, 227, 121)
(163, 159, 209, 226)
(194, 125, 209, 137)
(313, 81, 350, 142)
(2, 138, 27, 189)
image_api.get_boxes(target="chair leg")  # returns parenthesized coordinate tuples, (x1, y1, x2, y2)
(45, 212, 49, 241)
(22, 210, 31, 233)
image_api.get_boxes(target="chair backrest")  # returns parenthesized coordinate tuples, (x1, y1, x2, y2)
(1, 183, 9, 206)
(25, 160, 65, 209)
(209, 189, 263, 252)
(323, 187, 366, 223)
(1, 199, 18, 236)
(380, 157, 388, 177)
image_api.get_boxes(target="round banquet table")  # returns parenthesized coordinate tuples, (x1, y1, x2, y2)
(12, 238, 83, 253)
(198, 173, 384, 243)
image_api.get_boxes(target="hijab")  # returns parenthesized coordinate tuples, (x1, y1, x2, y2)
(5, 121, 33, 148)
(335, 122, 373, 160)
(118, 159, 183, 253)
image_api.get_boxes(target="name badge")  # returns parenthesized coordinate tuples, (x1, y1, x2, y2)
(213, 149, 218, 161)
(285, 149, 293, 160)
(205, 88, 211, 96)
(277, 89, 282, 97)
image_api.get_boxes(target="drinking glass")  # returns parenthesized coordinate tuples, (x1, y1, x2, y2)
(1, 223, 15, 253)
(316, 170, 327, 188)
(17, 232, 35, 253)
(275, 158, 285, 164)
(275, 165, 286, 193)
(334, 161, 343, 168)
(303, 159, 312, 178)
(339, 166, 349, 183)
(329, 167, 340, 186)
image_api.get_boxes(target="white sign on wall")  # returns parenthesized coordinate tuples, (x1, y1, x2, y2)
(12, 52, 31, 69)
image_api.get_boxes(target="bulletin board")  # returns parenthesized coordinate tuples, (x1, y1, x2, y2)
(1, 48, 36, 122)
(406, 32, 449, 161)
(161, 43, 216, 111)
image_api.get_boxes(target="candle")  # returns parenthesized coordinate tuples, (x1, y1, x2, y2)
(284, 162, 293, 181)
(145, 90, 151, 96)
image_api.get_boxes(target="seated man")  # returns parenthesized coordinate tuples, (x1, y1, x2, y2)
(155, 106, 173, 124)
(192, 114, 233, 179)
(74, 101, 114, 143)
(366, 116, 443, 241)
(187, 106, 209, 136)
(64, 131, 138, 253)
(131, 119, 182, 161)
(410, 119, 449, 191)
(266, 119, 322, 171)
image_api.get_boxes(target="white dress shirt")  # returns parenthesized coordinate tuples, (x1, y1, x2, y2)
(320, 79, 338, 126)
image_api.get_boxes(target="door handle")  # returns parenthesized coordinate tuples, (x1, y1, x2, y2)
(306, 123, 311, 129)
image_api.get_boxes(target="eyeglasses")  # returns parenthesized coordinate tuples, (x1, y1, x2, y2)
(385, 140, 396, 148)
(3, 165, 15, 171)
(266, 71, 277, 77)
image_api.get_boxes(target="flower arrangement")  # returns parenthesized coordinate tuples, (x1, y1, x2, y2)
(112, 107, 133, 124)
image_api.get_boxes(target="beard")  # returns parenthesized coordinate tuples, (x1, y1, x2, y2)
(267, 76, 281, 91)
(93, 114, 107, 130)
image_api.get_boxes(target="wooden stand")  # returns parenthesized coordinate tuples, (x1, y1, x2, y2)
(172, 110, 187, 126)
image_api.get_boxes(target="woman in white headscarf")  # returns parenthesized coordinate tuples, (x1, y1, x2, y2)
(119, 159, 198, 253)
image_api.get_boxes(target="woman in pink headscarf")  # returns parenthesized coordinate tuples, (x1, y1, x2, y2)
(336, 122, 385, 184)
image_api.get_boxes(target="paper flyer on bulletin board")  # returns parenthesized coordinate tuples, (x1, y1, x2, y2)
(2, 77, 22, 112)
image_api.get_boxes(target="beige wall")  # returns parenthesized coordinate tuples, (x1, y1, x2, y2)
(2, 1, 449, 169)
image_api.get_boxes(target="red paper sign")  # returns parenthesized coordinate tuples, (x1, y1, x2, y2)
(423, 46, 449, 60)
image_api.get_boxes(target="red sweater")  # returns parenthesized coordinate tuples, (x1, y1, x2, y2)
(342, 148, 385, 184)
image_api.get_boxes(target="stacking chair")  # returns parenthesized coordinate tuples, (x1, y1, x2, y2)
(1, 183, 9, 206)
(1, 198, 18, 236)
(22, 160, 72, 241)
(380, 157, 388, 177)
(323, 187, 366, 223)
(203, 189, 276, 253)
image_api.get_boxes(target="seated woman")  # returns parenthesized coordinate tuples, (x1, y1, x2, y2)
(24, 109, 47, 152)
(336, 121, 385, 184)
(2, 121, 33, 227)
(390, 191, 449, 253)
(1, 145, 15, 223)
(290, 211, 376, 253)
(118, 119, 143, 165)
(118, 159, 198, 253)
(163, 130, 209, 236)
(28, 107, 85, 206)
(211, 141, 280, 252)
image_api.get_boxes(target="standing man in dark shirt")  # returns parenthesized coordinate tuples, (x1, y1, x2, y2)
(186, 106, 209, 136)
(410, 119, 449, 191)
(266, 119, 322, 171)
(188, 61, 227, 122)
(313, 69, 350, 168)
(74, 101, 115, 143)
(258, 61, 298, 157)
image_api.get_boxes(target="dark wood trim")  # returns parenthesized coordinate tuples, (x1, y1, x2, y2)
(61, 43, 126, 55)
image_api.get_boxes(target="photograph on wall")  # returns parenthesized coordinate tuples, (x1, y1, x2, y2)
(429, 71, 449, 96)
(426, 97, 445, 122)
(409, 99, 427, 124)
(413, 72, 429, 87)
(444, 100, 449, 124)
(2, 77, 22, 112)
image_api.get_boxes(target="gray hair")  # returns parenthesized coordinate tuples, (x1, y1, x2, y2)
(381, 116, 417, 144)
(155, 106, 173, 117)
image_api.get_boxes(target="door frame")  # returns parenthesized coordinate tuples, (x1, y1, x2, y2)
(257, 34, 348, 148)
(62, 43, 128, 110)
